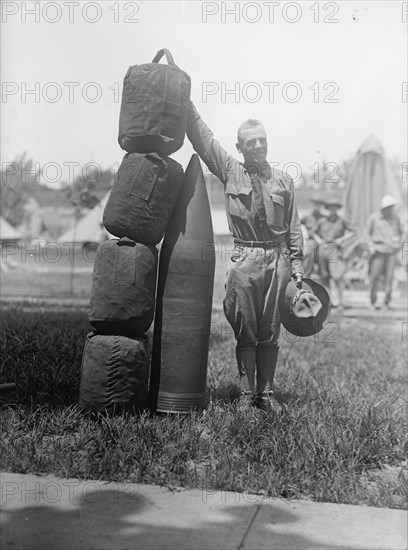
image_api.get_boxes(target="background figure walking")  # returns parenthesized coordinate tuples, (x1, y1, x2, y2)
(366, 195, 403, 309)
(300, 193, 326, 278)
(316, 197, 354, 309)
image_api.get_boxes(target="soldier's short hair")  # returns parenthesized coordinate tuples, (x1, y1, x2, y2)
(237, 119, 265, 145)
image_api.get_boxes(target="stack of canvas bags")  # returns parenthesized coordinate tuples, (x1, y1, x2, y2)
(80, 49, 189, 413)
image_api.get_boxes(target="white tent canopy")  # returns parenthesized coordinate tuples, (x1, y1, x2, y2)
(57, 192, 230, 243)
(211, 207, 230, 236)
(0, 216, 23, 241)
(57, 193, 112, 243)
(342, 135, 404, 232)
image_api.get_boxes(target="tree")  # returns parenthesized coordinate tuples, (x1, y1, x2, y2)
(0, 152, 39, 226)
(62, 167, 112, 294)
(63, 174, 99, 211)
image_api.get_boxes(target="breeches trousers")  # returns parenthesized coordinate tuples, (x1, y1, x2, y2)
(223, 245, 291, 349)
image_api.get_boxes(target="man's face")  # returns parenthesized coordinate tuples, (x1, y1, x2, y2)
(327, 205, 340, 216)
(382, 205, 394, 217)
(312, 201, 323, 214)
(237, 125, 268, 166)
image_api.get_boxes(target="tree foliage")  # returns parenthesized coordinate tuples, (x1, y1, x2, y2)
(63, 166, 113, 212)
(0, 152, 39, 226)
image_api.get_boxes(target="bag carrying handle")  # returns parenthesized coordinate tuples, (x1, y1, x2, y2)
(152, 48, 176, 66)
(117, 237, 136, 247)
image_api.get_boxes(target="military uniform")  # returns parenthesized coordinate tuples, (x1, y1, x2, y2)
(187, 103, 303, 395)
(300, 210, 325, 277)
(316, 213, 351, 284)
(366, 210, 402, 306)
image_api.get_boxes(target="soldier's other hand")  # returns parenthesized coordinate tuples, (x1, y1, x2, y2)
(293, 272, 303, 288)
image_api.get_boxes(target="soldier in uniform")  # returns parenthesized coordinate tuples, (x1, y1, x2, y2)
(316, 197, 354, 308)
(366, 195, 403, 309)
(300, 193, 326, 277)
(187, 102, 304, 411)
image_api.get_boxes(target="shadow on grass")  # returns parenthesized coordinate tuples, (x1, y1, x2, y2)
(206, 382, 242, 405)
(1, 484, 348, 550)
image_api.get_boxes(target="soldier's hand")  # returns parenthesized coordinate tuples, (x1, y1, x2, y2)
(293, 272, 303, 288)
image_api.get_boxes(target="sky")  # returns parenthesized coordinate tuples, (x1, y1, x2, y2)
(1, 0, 407, 187)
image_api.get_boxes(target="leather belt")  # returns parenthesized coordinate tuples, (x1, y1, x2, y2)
(234, 238, 284, 249)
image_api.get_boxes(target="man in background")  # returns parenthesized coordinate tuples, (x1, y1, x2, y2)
(366, 195, 402, 309)
(300, 193, 326, 278)
(316, 197, 354, 309)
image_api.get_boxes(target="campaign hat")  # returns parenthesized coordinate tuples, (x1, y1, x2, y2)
(324, 196, 342, 208)
(279, 277, 331, 337)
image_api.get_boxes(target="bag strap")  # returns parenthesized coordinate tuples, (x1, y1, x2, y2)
(152, 48, 175, 66)
(117, 237, 136, 247)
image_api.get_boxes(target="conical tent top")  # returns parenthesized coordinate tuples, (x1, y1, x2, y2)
(357, 135, 384, 156)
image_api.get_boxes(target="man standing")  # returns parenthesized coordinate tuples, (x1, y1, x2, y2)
(300, 193, 326, 277)
(187, 102, 303, 411)
(366, 195, 402, 309)
(316, 197, 353, 308)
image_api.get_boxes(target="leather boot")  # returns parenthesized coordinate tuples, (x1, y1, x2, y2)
(236, 345, 256, 392)
(256, 343, 279, 394)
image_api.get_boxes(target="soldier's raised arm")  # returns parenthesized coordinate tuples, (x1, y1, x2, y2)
(186, 101, 233, 185)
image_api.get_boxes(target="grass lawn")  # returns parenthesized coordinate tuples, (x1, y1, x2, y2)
(1, 301, 407, 509)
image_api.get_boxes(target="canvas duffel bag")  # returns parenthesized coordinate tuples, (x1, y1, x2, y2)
(103, 152, 184, 245)
(89, 237, 158, 335)
(118, 48, 191, 155)
(79, 332, 149, 412)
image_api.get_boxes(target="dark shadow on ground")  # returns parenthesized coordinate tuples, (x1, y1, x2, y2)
(1, 485, 367, 550)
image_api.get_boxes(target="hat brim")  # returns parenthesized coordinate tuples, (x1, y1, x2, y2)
(279, 277, 331, 337)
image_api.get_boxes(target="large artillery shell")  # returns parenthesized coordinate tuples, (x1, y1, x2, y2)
(150, 154, 215, 413)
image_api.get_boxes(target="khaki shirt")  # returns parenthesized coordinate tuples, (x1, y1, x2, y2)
(186, 103, 303, 275)
(366, 211, 402, 254)
(301, 211, 325, 238)
(317, 214, 350, 243)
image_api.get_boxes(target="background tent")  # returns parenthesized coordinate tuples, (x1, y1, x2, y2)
(342, 135, 403, 232)
(211, 207, 230, 236)
(58, 193, 231, 243)
(0, 217, 22, 243)
(57, 193, 112, 243)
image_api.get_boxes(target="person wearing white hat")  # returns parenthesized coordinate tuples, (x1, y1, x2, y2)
(366, 196, 403, 309)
